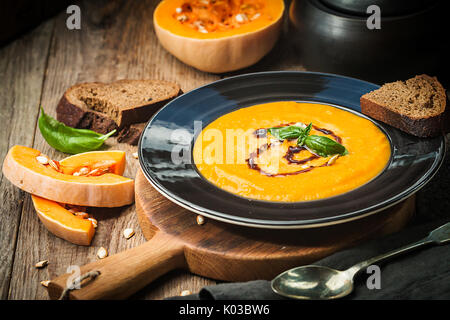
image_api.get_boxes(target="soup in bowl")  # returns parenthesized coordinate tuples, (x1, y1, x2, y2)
(193, 101, 390, 202)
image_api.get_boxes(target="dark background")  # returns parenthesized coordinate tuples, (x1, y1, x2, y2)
(1, 0, 448, 86)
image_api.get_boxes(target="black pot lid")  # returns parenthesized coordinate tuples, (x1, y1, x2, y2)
(138, 71, 445, 229)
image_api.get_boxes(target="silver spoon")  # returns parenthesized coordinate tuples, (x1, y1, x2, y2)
(271, 222, 450, 300)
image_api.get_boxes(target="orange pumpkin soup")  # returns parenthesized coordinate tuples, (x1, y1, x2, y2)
(193, 101, 391, 202)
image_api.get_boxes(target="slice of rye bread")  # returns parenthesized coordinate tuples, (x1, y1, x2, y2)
(117, 123, 146, 146)
(361, 75, 448, 137)
(56, 79, 182, 134)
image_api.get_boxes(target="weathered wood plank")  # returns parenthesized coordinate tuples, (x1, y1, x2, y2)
(8, 0, 218, 300)
(0, 19, 54, 299)
(6, 0, 306, 299)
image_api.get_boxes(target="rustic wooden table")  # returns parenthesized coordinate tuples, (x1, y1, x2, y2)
(0, 0, 307, 300)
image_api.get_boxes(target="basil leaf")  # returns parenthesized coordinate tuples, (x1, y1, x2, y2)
(297, 123, 312, 146)
(38, 107, 116, 154)
(304, 135, 348, 157)
(268, 125, 304, 140)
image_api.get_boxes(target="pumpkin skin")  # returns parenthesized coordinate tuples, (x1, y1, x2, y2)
(32, 195, 95, 246)
(2, 146, 134, 207)
(153, 0, 285, 73)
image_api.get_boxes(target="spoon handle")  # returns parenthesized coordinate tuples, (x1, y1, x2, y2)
(346, 222, 450, 278)
(345, 236, 432, 279)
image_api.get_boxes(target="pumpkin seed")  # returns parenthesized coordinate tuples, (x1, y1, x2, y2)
(48, 159, 61, 172)
(35, 260, 49, 268)
(73, 166, 89, 176)
(97, 247, 108, 259)
(88, 218, 98, 228)
(36, 156, 49, 165)
(251, 13, 261, 21)
(177, 14, 188, 22)
(235, 13, 248, 23)
(327, 154, 340, 166)
(180, 290, 192, 296)
(74, 212, 90, 219)
(40, 280, 51, 287)
(123, 228, 135, 239)
(196, 215, 206, 225)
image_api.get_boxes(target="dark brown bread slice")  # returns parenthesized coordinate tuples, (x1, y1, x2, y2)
(117, 123, 147, 146)
(361, 75, 447, 137)
(57, 94, 119, 134)
(56, 80, 182, 134)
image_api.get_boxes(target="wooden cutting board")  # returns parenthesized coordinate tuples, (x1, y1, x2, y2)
(48, 169, 414, 300)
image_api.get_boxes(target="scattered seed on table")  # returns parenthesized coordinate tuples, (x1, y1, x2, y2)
(40, 280, 50, 287)
(196, 215, 206, 225)
(123, 228, 135, 239)
(97, 247, 108, 259)
(35, 260, 49, 269)
(180, 290, 192, 296)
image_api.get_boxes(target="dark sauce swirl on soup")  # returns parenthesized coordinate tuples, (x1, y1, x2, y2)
(247, 124, 342, 177)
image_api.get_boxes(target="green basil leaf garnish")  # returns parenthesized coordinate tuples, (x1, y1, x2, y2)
(297, 123, 312, 146)
(38, 107, 116, 154)
(267, 122, 348, 158)
(304, 135, 348, 157)
(268, 125, 305, 140)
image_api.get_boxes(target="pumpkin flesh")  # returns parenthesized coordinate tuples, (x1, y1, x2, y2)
(153, 0, 284, 73)
(59, 150, 126, 175)
(32, 195, 95, 246)
(155, 0, 284, 39)
(29, 150, 130, 245)
(2, 146, 134, 207)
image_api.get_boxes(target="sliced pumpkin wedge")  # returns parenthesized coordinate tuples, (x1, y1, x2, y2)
(31, 195, 95, 246)
(29, 150, 128, 246)
(59, 150, 126, 175)
(2, 146, 134, 207)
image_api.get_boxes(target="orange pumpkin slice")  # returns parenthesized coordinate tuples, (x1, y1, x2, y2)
(59, 150, 127, 176)
(31, 195, 95, 246)
(2, 146, 134, 207)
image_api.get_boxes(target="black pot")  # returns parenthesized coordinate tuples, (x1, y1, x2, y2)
(321, 0, 433, 16)
(289, 0, 448, 84)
